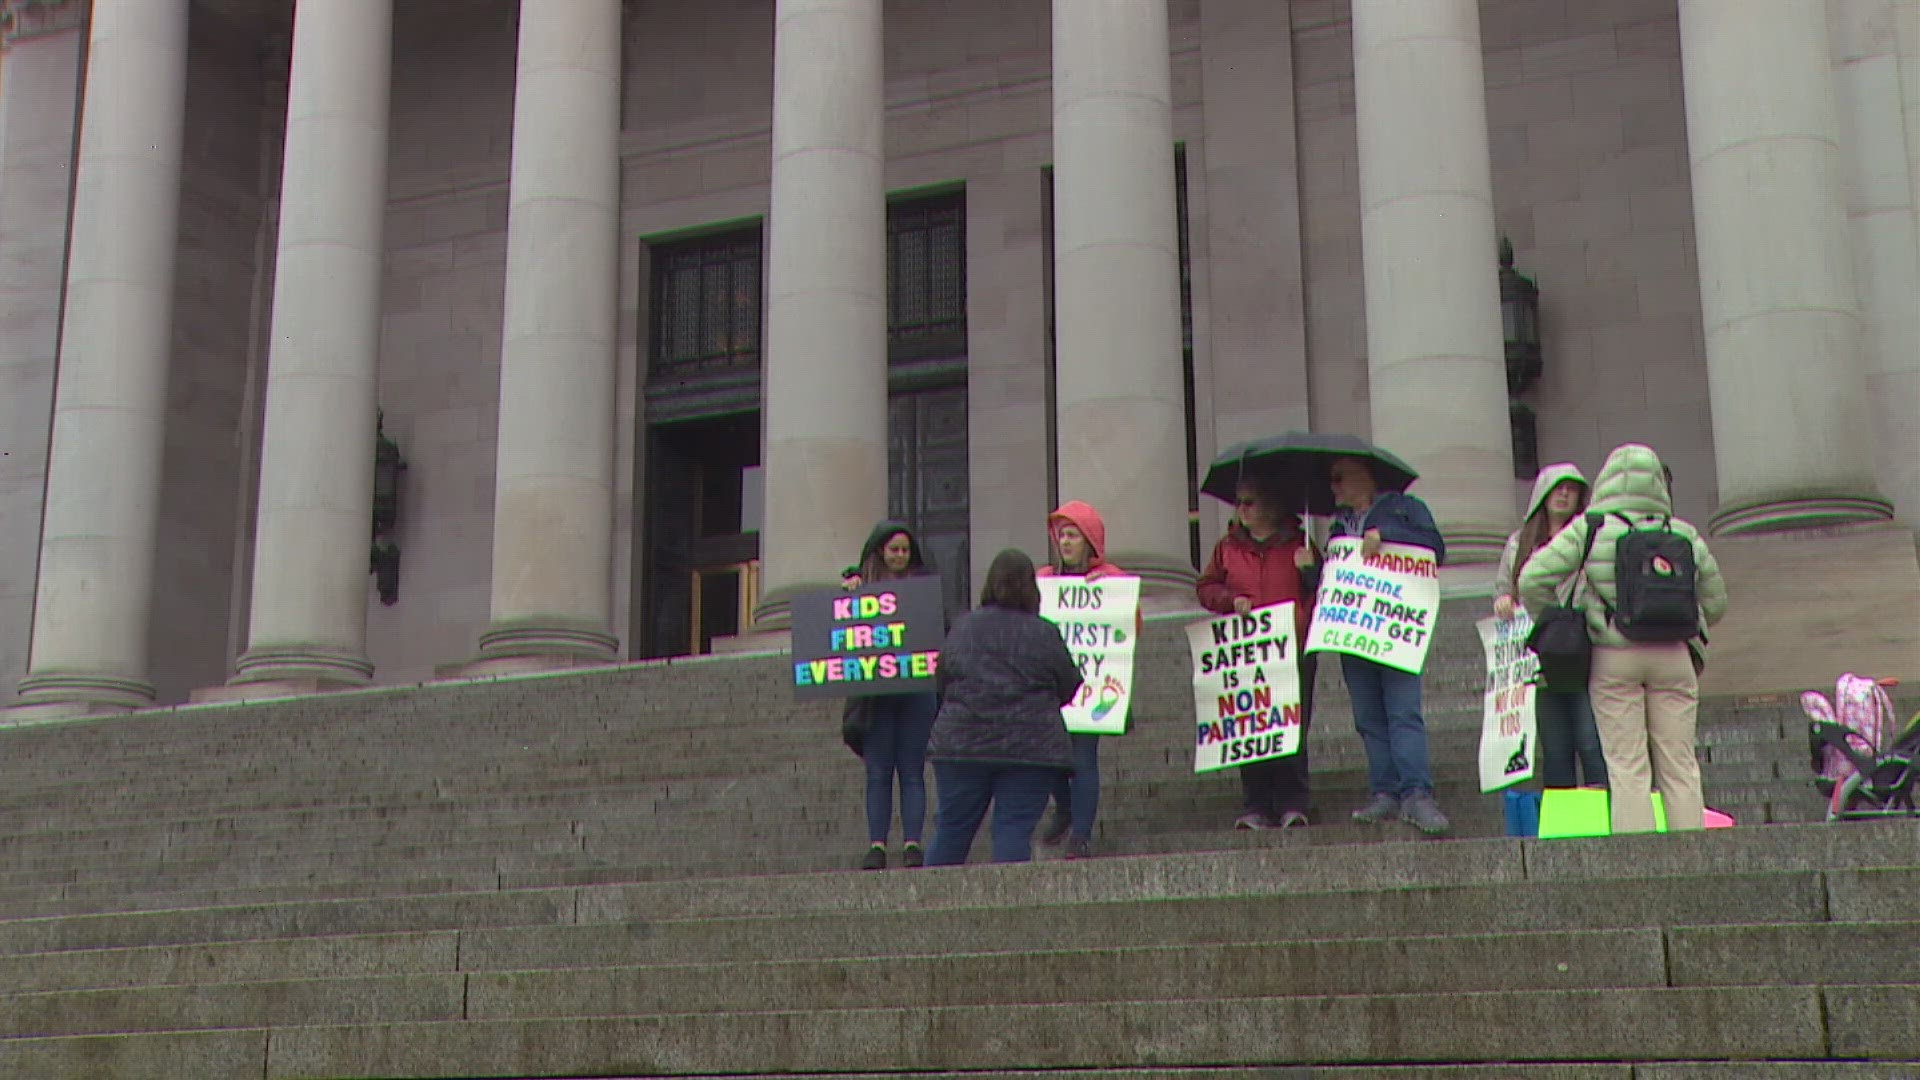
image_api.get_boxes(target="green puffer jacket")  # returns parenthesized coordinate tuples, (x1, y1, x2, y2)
(1517, 443, 1728, 649)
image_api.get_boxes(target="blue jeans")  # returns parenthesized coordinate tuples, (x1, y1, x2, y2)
(927, 762, 1059, 865)
(1339, 655, 1433, 798)
(1536, 689, 1608, 789)
(862, 692, 938, 845)
(1048, 734, 1102, 841)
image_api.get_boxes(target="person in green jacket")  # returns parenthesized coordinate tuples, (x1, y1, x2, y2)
(1518, 444, 1728, 834)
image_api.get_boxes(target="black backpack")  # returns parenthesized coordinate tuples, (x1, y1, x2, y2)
(1602, 512, 1700, 643)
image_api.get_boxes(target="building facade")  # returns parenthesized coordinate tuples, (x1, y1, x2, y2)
(1, 0, 1916, 710)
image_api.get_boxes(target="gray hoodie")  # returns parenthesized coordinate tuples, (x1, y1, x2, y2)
(1494, 462, 1589, 603)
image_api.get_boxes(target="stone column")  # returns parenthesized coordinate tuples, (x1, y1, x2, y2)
(1052, 0, 1194, 590)
(0, 0, 87, 699)
(1351, 0, 1514, 563)
(12, 0, 189, 713)
(1829, 0, 1920, 529)
(232, 0, 393, 687)
(1679, 0, 1891, 535)
(751, 0, 887, 628)
(475, 0, 624, 664)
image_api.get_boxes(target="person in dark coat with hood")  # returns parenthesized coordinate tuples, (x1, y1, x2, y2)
(925, 549, 1084, 865)
(841, 521, 941, 870)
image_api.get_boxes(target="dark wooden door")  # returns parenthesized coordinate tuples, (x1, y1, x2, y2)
(888, 385, 970, 616)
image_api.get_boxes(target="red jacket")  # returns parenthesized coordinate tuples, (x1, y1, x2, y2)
(1196, 524, 1318, 640)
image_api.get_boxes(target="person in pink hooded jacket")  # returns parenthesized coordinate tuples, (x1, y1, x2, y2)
(1033, 501, 1130, 858)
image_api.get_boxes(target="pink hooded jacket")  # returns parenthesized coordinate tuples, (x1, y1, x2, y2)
(1035, 501, 1124, 580)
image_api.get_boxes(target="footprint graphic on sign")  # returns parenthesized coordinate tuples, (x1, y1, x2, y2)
(1089, 675, 1126, 721)
(1505, 738, 1530, 776)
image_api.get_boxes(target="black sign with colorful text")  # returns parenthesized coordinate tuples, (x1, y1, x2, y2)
(790, 576, 944, 700)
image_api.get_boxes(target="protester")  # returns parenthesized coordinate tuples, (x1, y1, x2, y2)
(841, 521, 941, 869)
(1493, 463, 1608, 790)
(1033, 501, 1129, 858)
(1196, 476, 1321, 829)
(1328, 455, 1452, 835)
(1519, 443, 1726, 834)
(925, 550, 1084, 865)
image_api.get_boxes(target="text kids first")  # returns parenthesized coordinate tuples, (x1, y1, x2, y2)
(793, 591, 939, 688)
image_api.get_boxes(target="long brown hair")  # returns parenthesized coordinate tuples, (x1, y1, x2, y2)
(1509, 480, 1590, 593)
(979, 549, 1042, 614)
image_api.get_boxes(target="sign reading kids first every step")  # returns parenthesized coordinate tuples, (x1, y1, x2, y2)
(1038, 575, 1140, 736)
(1187, 602, 1303, 773)
(1305, 537, 1441, 675)
(790, 577, 945, 700)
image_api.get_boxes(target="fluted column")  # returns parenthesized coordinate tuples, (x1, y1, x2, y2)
(13, 0, 188, 712)
(751, 0, 887, 628)
(1352, 0, 1515, 563)
(232, 0, 393, 686)
(476, 0, 623, 663)
(1679, 0, 1891, 535)
(1829, 0, 1920, 529)
(0, 0, 88, 698)
(1051, 0, 1194, 590)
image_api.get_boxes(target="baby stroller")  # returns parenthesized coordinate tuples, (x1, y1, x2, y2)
(1801, 674, 1920, 821)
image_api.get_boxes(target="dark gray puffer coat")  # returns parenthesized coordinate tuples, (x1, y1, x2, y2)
(927, 606, 1083, 771)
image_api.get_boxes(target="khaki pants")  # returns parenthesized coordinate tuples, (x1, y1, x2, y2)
(1589, 643, 1704, 834)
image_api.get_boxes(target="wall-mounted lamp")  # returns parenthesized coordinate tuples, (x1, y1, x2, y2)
(370, 410, 407, 605)
(1500, 237, 1543, 478)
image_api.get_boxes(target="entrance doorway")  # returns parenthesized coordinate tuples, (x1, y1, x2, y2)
(640, 411, 761, 658)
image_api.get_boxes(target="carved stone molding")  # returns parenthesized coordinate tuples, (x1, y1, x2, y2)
(0, 0, 87, 47)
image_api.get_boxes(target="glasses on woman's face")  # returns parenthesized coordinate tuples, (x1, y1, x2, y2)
(1236, 497, 1259, 508)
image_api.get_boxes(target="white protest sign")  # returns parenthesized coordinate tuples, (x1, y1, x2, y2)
(1039, 575, 1140, 736)
(1477, 612, 1539, 792)
(1305, 537, 1441, 674)
(1186, 602, 1303, 773)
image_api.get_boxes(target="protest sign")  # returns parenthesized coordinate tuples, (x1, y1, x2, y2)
(1186, 602, 1302, 773)
(1039, 575, 1140, 736)
(790, 576, 944, 700)
(1305, 537, 1441, 674)
(1477, 613, 1539, 792)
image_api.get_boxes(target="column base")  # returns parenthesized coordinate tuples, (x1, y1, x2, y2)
(190, 678, 364, 705)
(475, 619, 620, 664)
(229, 646, 375, 689)
(10, 672, 156, 715)
(1107, 550, 1202, 595)
(751, 585, 811, 632)
(1710, 495, 1895, 537)
(1435, 526, 1509, 567)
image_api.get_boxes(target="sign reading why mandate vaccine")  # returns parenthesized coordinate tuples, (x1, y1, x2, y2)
(1305, 537, 1441, 675)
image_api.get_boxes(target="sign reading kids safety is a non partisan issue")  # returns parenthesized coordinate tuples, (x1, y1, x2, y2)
(790, 577, 944, 700)
(1186, 602, 1302, 773)
(1039, 575, 1140, 736)
(1305, 537, 1441, 675)
(1477, 612, 1539, 792)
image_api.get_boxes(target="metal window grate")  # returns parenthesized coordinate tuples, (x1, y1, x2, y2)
(649, 228, 762, 378)
(888, 192, 967, 362)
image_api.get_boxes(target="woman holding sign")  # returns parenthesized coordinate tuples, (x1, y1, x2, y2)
(1328, 455, 1452, 836)
(1034, 501, 1131, 859)
(926, 550, 1084, 865)
(842, 521, 941, 870)
(1492, 463, 1607, 790)
(1197, 478, 1321, 829)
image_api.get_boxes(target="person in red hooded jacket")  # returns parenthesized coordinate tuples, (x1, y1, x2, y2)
(1195, 476, 1321, 829)
(1033, 500, 1130, 859)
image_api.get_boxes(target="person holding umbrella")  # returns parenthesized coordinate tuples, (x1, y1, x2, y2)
(1200, 434, 1448, 835)
(1195, 474, 1321, 829)
(1326, 453, 1450, 835)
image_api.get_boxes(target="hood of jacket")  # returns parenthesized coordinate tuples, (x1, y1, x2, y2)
(1524, 462, 1589, 522)
(1048, 500, 1113, 572)
(1587, 444, 1672, 517)
(856, 520, 926, 577)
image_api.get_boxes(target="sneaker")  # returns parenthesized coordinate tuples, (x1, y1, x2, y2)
(1278, 810, 1310, 830)
(1400, 791, 1452, 836)
(860, 845, 887, 871)
(1063, 835, 1092, 860)
(1351, 793, 1400, 824)
(1234, 810, 1277, 830)
(1038, 806, 1072, 845)
(901, 844, 924, 868)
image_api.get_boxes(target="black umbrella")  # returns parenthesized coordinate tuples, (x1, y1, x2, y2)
(1200, 432, 1419, 516)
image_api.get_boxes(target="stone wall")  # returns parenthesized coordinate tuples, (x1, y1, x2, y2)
(148, 11, 269, 704)
(1292, 0, 1719, 527)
